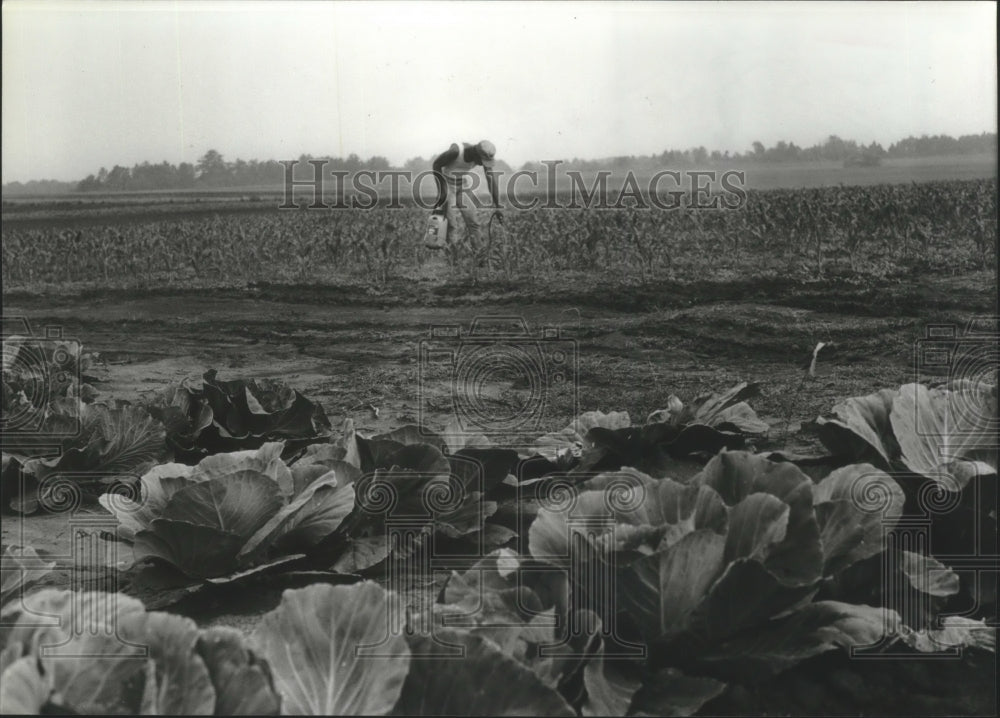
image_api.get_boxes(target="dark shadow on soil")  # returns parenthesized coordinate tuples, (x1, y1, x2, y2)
(6, 270, 996, 317)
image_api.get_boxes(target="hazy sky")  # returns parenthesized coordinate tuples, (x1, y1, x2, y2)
(2, 0, 996, 182)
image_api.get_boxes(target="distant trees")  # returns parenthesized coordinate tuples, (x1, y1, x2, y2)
(104, 165, 132, 191)
(887, 132, 997, 157)
(2, 131, 994, 195)
(77, 161, 199, 192)
(737, 133, 992, 163)
(196, 150, 231, 185)
(67, 150, 413, 193)
(547, 132, 994, 173)
(404, 156, 429, 172)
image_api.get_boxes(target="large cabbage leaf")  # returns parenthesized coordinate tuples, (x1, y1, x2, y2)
(0, 589, 280, 715)
(159, 472, 283, 536)
(392, 628, 576, 716)
(1, 590, 214, 714)
(890, 382, 998, 490)
(134, 519, 249, 579)
(648, 382, 769, 436)
(250, 581, 410, 715)
(692, 600, 901, 681)
(433, 554, 723, 717)
(813, 381, 997, 489)
(239, 470, 355, 559)
(0, 652, 53, 714)
(0, 545, 55, 606)
(580, 626, 643, 716)
(627, 667, 727, 717)
(813, 388, 899, 467)
(22, 403, 168, 506)
(812, 382, 997, 619)
(816, 548, 961, 630)
(98, 464, 197, 542)
(693, 451, 824, 586)
(192, 441, 293, 493)
(812, 463, 905, 576)
(196, 627, 282, 715)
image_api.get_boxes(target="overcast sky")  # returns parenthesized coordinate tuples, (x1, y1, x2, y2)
(2, 0, 996, 183)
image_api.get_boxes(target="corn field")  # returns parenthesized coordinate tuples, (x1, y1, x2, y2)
(3, 178, 995, 288)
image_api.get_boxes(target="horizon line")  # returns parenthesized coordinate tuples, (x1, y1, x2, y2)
(3, 129, 996, 187)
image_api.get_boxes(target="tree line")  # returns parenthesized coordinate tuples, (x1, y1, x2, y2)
(539, 132, 998, 173)
(2, 132, 995, 195)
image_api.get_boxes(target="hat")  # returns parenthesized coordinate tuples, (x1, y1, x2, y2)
(477, 140, 496, 166)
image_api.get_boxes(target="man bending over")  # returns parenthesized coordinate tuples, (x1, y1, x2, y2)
(431, 140, 503, 256)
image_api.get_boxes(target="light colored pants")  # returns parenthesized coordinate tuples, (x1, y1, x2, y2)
(444, 180, 484, 250)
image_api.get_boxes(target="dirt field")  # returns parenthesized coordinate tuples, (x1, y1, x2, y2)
(7, 271, 993, 436)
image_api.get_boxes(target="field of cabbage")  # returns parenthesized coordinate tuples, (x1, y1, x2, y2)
(2, 313, 997, 715)
(1, 176, 998, 716)
(2, 178, 996, 289)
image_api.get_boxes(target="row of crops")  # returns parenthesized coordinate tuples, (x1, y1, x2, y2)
(1, 337, 996, 715)
(3, 179, 996, 287)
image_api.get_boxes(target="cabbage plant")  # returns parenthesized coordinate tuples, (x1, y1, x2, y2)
(250, 581, 577, 716)
(325, 421, 521, 570)
(814, 380, 997, 489)
(148, 370, 333, 462)
(518, 451, 962, 711)
(0, 589, 280, 715)
(813, 381, 998, 615)
(99, 442, 355, 595)
(5, 401, 168, 515)
(526, 383, 769, 481)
